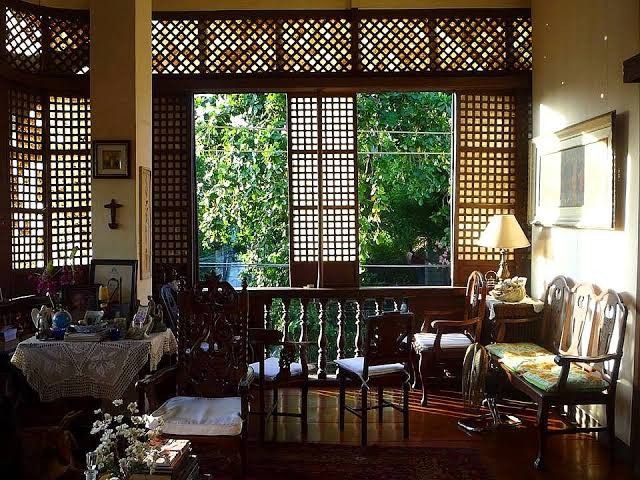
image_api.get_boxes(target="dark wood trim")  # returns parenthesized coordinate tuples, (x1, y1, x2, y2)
(187, 93, 197, 288)
(0, 60, 89, 95)
(623, 53, 640, 83)
(153, 72, 531, 95)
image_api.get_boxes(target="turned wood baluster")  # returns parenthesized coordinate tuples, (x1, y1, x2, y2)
(264, 299, 272, 329)
(299, 299, 309, 366)
(376, 297, 385, 316)
(355, 300, 363, 357)
(317, 299, 328, 379)
(282, 298, 291, 341)
(336, 299, 345, 360)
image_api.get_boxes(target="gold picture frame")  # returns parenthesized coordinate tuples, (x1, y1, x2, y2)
(530, 111, 616, 229)
(140, 166, 152, 280)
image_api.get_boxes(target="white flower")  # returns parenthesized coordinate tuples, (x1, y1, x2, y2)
(127, 402, 139, 414)
(94, 409, 102, 415)
(112, 399, 124, 407)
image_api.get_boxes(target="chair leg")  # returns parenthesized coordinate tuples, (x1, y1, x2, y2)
(258, 384, 266, 443)
(403, 379, 410, 440)
(377, 386, 384, 423)
(301, 384, 308, 437)
(534, 401, 549, 470)
(338, 374, 346, 432)
(606, 399, 616, 463)
(361, 384, 368, 447)
(419, 352, 429, 407)
(410, 351, 420, 388)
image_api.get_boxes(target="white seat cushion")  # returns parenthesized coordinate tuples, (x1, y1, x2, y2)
(334, 356, 405, 382)
(413, 333, 472, 353)
(249, 356, 303, 381)
(147, 396, 243, 437)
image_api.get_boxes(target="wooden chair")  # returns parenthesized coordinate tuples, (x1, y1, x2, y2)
(136, 276, 250, 478)
(335, 311, 413, 447)
(248, 327, 309, 442)
(488, 280, 628, 469)
(413, 271, 487, 406)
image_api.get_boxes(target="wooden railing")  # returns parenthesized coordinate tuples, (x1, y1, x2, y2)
(248, 286, 466, 378)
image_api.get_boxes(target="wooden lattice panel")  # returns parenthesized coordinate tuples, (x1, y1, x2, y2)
(454, 92, 528, 284)
(280, 17, 352, 73)
(152, 96, 193, 285)
(46, 15, 90, 75)
(49, 96, 92, 266)
(512, 17, 532, 70)
(204, 18, 276, 74)
(5, 7, 42, 73)
(152, 19, 200, 74)
(9, 89, 44, 269)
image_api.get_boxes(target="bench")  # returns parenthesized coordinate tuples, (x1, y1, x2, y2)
(486, 276, 628, 469)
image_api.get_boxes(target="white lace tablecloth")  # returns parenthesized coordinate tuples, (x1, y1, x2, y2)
(486, 296, 544, 320)
(11, 330, 177, 401)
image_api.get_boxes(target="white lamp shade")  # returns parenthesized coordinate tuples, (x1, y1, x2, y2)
(477, 214, 530, 249)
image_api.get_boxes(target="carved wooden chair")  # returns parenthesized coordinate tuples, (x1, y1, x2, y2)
(136, 277, 250, 478)
(413, 271, 487, 406)
(335, 311, 413, 447)
(488, 281, 627, 469)
(248, 327, 309, 442)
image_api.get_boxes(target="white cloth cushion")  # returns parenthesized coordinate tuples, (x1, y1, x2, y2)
(249, 356, 303, 381)
(147, 396, 243, 437)
(334, 356, 405, 383)
(413, 333, 472, 353)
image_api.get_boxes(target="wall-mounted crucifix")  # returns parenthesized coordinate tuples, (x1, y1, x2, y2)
(104, 199, 122, 229)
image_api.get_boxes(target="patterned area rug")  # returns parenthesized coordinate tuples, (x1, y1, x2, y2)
(237, 444, 493, 480)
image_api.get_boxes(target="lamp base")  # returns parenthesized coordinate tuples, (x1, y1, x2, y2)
(496, 249, 510, 282)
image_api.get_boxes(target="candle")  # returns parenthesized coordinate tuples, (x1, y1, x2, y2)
(99, 285, 109, 302)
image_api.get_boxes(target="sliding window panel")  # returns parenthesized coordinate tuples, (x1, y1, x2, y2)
(152, 95, 194, 291)
(288, 94, 358, 287)
(452, 91, 531, 285)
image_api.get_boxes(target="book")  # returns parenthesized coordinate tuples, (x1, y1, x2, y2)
(0, 326, 17, 342)
(129, 455, 198, 480)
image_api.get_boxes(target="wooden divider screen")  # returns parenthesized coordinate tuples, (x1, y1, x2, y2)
(288, 94, 358, 287)
(452, 91, 530, 285)
(151, 95, 194, 290)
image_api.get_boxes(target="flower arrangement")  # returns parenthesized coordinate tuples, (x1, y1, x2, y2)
(91, 399, 162, 479)
(31, 247, 80, 297)
(491, 277, 527, 303)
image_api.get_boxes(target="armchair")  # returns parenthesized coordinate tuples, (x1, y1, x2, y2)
(136, 276, 250, 478)
(413, 271, 487, 406)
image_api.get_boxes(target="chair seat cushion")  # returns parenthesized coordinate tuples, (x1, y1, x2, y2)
(486, 342, 551, 359)
(334, 357, 405, 382)
(413, 333, 472, 353)
(147, 396, 243, 436)
(249, 356, 303, 381)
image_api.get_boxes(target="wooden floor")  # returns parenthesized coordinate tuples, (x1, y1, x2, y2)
(248, 387, 633, 480)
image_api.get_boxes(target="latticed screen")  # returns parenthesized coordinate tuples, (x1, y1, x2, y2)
(4, 4, 90, 75)
(49, 96, 92, 266)
(288, 95, 358, 287)
(152, 10, 531, 75)
(453, 92, 529, 285)
(152, 95, 193, 287)
(8, 89, 92, 270)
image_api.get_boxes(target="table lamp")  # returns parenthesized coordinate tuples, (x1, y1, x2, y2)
(477, 214, 530, 281)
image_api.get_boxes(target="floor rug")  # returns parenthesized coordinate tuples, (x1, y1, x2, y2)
(204, 443, 494, 480)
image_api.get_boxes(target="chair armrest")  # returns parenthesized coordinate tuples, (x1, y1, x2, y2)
(431, 318, 479, 332)
(554, 353, 621, 366)
(135, 365, 177, 413)
(495, 316, 540, 325)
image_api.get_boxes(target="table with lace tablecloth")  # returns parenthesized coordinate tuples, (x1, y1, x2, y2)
(482, 296, 545, 343)
(11, 330, 177, 401)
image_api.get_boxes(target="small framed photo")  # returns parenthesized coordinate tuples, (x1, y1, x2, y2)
(83, 310, 105, 325)
(93, 140, 130, 178)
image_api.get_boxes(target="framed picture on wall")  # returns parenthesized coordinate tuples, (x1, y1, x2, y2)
(530, 111, 617, 229)
(93, 140, 130, 178)
(90, 260, 138, 317)
(139, 167, 152, 280)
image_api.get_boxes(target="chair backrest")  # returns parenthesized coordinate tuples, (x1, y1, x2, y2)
(560, 283, 598, 356)
(176, 276, 248, 398)
(363, 311, 413, 378)
(540, 275, 572, 352)
(590, 290, 627, 384)
(484, 270, 497, 292)
(464, 271, 487, 341)
(159, 282, 179, 331)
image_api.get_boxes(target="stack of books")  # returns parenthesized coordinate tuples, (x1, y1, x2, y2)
(131, 439, 199, 480)
(64, 324, 109, 342)
(0, 325, 18, 352)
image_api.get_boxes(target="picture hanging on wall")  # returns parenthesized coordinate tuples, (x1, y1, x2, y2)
(139, 167, 152, 280)
(530, 111, 617, 229)
(93, 140, 130, 178)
